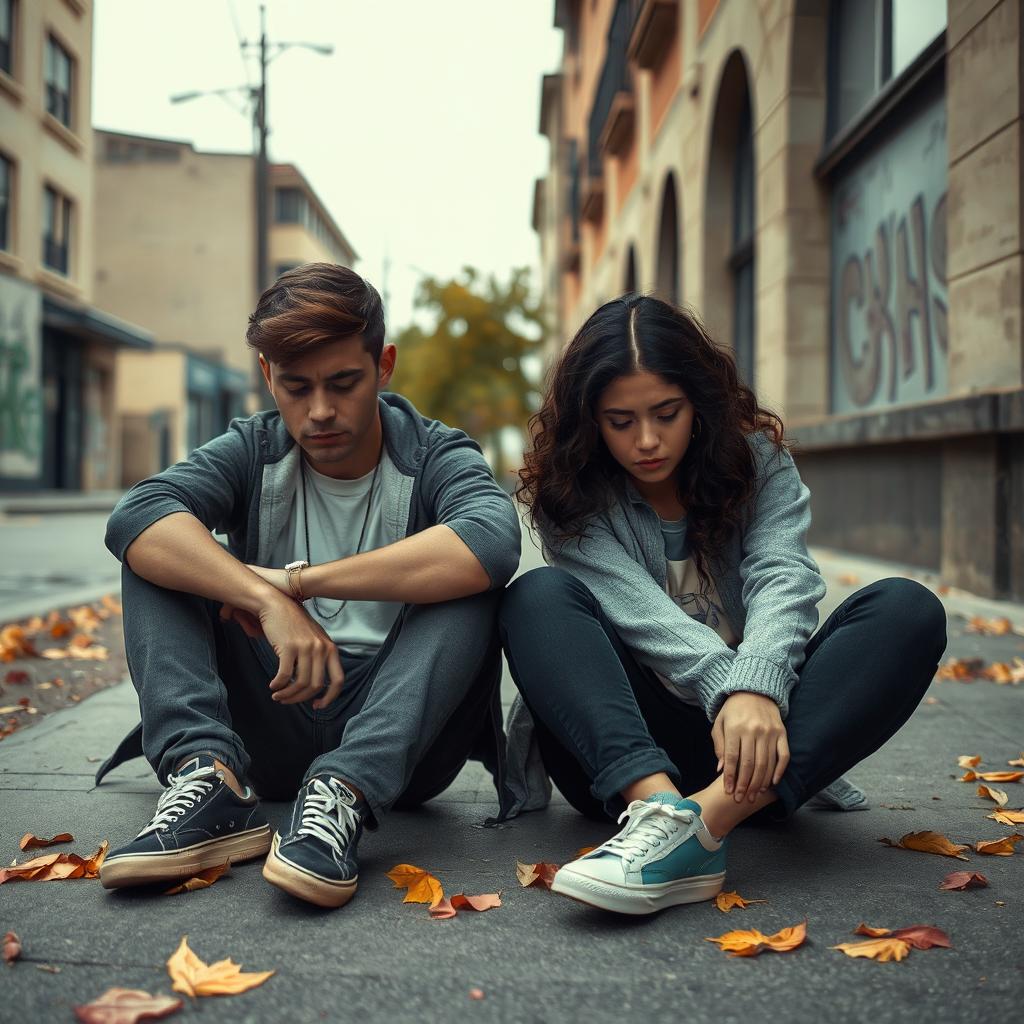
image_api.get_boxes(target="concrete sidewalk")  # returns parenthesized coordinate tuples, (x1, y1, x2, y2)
(1, 559, 1023, 1021)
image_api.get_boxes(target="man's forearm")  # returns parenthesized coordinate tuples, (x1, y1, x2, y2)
(125, 512, 279, 614)
(300, 524, 491, 605)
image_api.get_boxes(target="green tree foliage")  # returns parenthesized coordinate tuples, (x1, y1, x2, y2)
(390, 268, 544, 455)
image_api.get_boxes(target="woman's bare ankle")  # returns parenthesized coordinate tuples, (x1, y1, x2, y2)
(620, 772, 681, 805)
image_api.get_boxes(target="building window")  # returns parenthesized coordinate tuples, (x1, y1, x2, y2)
(0, 0, 14, 77)
(730, 92, 755, 387)
(828, 0, 945, 139)
(275, 187, 304, 224)
(42, 185, 71, 275)
(44, 34, 74, 128)
(274, 262, 303, 279)
(0, 154, 11, 252)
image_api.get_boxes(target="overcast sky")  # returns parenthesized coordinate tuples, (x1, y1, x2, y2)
(92, 1, 563, 329)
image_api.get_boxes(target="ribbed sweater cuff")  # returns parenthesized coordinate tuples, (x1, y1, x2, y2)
(699, 654, 793, 722)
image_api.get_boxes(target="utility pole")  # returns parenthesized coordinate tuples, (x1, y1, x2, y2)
(255, 4, 269, 300)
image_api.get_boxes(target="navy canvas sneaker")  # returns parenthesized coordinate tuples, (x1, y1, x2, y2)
(551, 794, 727, 915)
(262, 776, 365, 908)
(100, 754, 271, 889)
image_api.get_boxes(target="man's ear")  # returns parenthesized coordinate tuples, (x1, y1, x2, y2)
(258, 353, 274, 395)
(377, 344, 397, 390)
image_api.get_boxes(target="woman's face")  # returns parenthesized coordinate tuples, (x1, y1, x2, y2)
(596, 371, 696, 490)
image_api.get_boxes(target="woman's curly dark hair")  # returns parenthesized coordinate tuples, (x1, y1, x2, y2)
(517, 293, 786, 587)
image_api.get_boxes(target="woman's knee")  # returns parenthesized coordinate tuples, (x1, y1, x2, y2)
(869, 578, 947, 654)
(498, 566, 589, 633)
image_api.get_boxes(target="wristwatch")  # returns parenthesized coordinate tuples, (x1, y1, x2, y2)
(284, 560, 309, 602)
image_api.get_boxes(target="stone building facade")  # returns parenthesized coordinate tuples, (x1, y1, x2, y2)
(533, 0, 1024, 599)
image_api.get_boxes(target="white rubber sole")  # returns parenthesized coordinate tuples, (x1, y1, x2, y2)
(261, 833, 358, 909)
(99, 824, 272, 889)
(551, 866, 725, 915)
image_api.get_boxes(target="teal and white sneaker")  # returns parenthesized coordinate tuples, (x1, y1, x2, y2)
(551, 793, 726, 915)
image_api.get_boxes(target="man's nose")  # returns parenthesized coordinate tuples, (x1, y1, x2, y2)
(309, 392, 336, 421)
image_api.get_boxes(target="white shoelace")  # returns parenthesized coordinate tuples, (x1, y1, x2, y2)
(137, 765, 217, 837)
(595, 801, 697, 863)
(294, 778, 360, 855)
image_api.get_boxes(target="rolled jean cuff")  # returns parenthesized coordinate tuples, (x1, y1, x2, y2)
(590, 747, 680, 809)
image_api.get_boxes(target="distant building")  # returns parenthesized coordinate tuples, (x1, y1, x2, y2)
(533, 0, 1024, 600)
(93, 129, 357, 484)
(0, 0, 151, 493)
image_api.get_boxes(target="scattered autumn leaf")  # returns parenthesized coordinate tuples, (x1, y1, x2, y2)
(940, 871, 989, 891)
(1009, 753, 1024, 768)
(386, 863, 444, 907)
(49, 619, 72, 640)
(0, 839, 108, 884)
(961, 770, 1023, 783)
(965, 616, 1014, 636)
(832, 937, 911, 962)
(853, 923, 891, 937)
(715, 890, 768, 913)
(468, 988, 485, 1001)
(706, 922, 807, 958)
(164, 862, 231, 895)
(957, 755, 982, 768)
(879, 831, 969, 860)
(575, 846, 596, 858)
(852, 923, 950, 949)
(74, 987, 183, 1024)
(974, 833, 1024, 856)
(101, 595, 122, 615)
(977, 785, 1009, 806)
(983, 660, 1024, 685)
(4, 670, 29, 684)
(988, 809, 1024, 826)
(166, 936, 273, 998)
(935, 657, 985, 681)
(429, 892, 502, 920)
(20, 832, 74, 850)
(0, 625, 38, 662)
(3, 931, 21, 964)
(41, 643, 109, 661)
(516, 860, 559, 890)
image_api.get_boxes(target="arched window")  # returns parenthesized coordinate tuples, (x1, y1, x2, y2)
(730, 90, 755, 386)
(654, 174, 679, 304)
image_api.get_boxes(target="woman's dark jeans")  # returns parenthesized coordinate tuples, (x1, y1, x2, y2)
(498, 567, 947, 822)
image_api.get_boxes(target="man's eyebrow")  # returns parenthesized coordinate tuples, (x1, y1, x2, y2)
(602, 397, 685, 415)
(278, 368, 364, 384)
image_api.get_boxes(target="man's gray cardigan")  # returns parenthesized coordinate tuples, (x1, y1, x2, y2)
(503, 431, 867, 817)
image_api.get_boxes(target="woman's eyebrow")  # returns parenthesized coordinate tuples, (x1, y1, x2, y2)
(602, 397, 684, 415)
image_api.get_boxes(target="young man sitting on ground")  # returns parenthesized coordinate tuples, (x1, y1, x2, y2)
(95, 263, 520, 908)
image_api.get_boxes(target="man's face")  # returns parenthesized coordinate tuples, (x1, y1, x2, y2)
(260, 336, 396, 477)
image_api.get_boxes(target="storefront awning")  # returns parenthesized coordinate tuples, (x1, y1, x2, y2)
(42, 296, 153, 350)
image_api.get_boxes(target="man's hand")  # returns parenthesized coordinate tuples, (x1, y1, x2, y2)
(710, 692, 790, 803)
(222, 591, 344, 711)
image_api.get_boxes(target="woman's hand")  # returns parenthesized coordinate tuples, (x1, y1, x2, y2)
(710, 692, 790, 802)
(246, 564, 291, 597)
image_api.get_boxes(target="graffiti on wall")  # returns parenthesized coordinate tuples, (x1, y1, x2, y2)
(830, 96, 948, 414)
(0, 277, 43, 479)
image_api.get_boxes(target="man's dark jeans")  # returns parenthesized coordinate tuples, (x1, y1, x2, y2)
(498, 567, 947, 821)
(113, 565, 504, 820)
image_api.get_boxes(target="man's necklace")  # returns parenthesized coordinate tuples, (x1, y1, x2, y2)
(300, 456, 381, 620)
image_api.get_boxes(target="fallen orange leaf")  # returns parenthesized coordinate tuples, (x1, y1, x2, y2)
(853, 923, 891, 937)
(970, 771, 1024, 783)
(879, 831, 969, 860)
(3, 930, 20, 963)
(987, 809, 1024, 826)
(19, 832, 74, 851)
(832, 937, 911, 962)
(851, 923, 950, 949)
(1009, 754, 1024, 768)
(706, 921, 807, 957)
(164, 862, 231, 896)
(516, 860, 560, 890)
(49, 620, 73, 640)
(977, 785, 1009, 806)
(101, 595, 122, 615)
(429, 892, 502, 920)
(715, 890, 768, 913)
(965, 616, 1014, 636)
(0, 840, 107, 884)
(935, 657, 984, 681)
(974, 833, 1024, 856)
(575, 846, 596, 858)
(386, 863, 444, 907)
(982, 661, 1024, 684)
(166, 936, 273, 998)
(957, 755, 982, 768)
(73, 988, 183, 1024)
(939, 871, 989, 890)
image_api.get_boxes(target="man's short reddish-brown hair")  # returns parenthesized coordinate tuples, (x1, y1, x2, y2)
(246, 263, 386, 365)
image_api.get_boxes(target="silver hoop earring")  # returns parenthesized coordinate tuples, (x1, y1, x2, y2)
(692, 418, 702, 439)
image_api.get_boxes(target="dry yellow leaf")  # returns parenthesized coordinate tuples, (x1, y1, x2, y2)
(73, 987, 182, 1023)
(966, 616, 1014, 636)
(705, 921, 806, 958)
(957, 755, 982, 768)
(987, 809, 1024, 826)
(166, 936, 273, 998)
(853, 923, 891, 937)
(164, 861, 231, 896)
(1009, 753, 1024, 768)
(976, 771, 1024, 783)
(715, 890, 768, 913)
(977, 785, 1009, 806)
(516, 860, 560, 890)
(832, 937, 911, 962)
(879, 831, 970, 860)
(386, 863, 444, 907)
(983, 661, 1024, 685)
(974, 833, 1024, 856)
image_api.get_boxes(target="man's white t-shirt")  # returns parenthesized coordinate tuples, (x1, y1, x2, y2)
(268, 453, 402, 656)
(655, 516, 740, 706)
